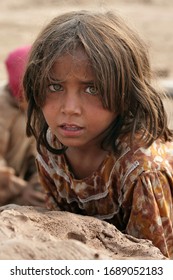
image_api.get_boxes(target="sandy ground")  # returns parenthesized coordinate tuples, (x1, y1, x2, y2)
(0, 0, 173, 81)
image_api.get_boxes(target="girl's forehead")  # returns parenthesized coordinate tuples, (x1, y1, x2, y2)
(51, 48, 95, 80)
(56, 47, 89, 64)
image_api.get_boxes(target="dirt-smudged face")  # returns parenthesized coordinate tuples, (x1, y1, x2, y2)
(42, 48, 117, 150)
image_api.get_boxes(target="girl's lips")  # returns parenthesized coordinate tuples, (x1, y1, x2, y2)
(60, 124, 83, 131)
(58, 124, 84, 137)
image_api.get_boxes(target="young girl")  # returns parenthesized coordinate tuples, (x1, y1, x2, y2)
(23, 10, 173, 258)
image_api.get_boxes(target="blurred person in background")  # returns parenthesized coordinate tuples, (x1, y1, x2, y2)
(0, 45, 45, 207)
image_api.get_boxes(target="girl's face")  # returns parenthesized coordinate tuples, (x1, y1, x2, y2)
(42, 48, 117, 150)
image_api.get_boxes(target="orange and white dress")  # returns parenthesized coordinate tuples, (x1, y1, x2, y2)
(36, 129, 173, 258)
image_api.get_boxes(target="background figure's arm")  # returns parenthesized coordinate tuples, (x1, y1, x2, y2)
(0, 166, 26, 205)
(0, 123, 10, 167)
(0, 124, 27, 205)
(13, 173, 46, 207)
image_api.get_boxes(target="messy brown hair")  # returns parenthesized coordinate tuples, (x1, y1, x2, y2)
(23, 10, 173, 154)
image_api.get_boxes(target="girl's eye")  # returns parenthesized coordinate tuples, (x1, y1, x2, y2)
(85, 86, 98, 95)
(48, 84, 63, 92)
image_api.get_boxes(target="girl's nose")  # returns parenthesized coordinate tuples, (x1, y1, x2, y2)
(61, 92, 82, 115)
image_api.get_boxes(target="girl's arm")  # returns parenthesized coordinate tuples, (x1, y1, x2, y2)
(125, 171, 173, 258)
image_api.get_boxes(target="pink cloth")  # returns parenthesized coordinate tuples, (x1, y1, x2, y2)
(5, 45, 31, 99)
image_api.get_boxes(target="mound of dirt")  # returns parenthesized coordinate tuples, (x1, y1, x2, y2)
(0, 204, 166, 260)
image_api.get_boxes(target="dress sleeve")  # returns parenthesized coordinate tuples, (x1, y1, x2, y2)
(35, 158, 61, 210)
(125, 171, 173, 258)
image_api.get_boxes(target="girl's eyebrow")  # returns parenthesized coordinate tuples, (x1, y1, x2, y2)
(48, 77, 62, 83)
(48, 77, 71, 85)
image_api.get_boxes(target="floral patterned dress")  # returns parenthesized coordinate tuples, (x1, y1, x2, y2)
(36, 129, 173, 258)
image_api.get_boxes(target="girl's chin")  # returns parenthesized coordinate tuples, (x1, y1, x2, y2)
(61, 141, 85, 148)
